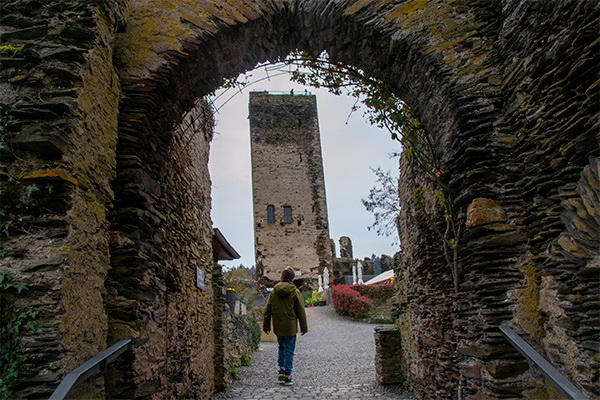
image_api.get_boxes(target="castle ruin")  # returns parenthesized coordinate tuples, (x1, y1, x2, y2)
(249, 91, 332, 288)
(0, 1, 597, 398)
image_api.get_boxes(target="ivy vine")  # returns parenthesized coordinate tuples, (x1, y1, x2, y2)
(0, 273, 39, 399)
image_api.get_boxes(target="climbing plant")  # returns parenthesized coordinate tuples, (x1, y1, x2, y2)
(0, 273, 39, 399)
(0, 44, 24, 58)
(285, 51, 462, 294)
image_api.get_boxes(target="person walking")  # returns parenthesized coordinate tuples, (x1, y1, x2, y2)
(262, 267, 308, 386)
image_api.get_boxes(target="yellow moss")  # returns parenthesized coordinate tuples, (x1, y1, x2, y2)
(386, 0, 430, 19)
(117, 0, 257, 76)
(488, 75, 503, 86)
(21, 169, 79, 185)
(108, 322, 138, 343)
(9, 75, 27, 84)
(513, 263, 542, 340)
(0, 43, 24, 56)
(344, 0, 392, 16)
(429, 34, 471, 53)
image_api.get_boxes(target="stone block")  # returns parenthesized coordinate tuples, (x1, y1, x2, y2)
(466, 198, 507, 228)
(374, 326, 405, 385)
(0, 57, 27, 68)
(485, 362, 529, 379)
(0, 25, 48, 41)
(458, 344, 492, 358)
(459, 362, 482, 380)
(11, 123, 68, 157)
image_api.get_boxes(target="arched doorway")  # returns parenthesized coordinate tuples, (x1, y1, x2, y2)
(0, 1, 596, 399)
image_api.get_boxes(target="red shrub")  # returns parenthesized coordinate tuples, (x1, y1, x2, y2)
(353, 283, 394, 303)
(331, 284, 374, 319)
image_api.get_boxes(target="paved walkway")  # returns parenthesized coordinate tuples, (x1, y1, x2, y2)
(211, 306, 415, 399)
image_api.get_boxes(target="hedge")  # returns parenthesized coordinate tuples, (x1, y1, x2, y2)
(330, 284, 373, 319)
(352, 282, 394, 303)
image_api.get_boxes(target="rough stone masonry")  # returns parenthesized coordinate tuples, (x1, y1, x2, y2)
(0, 1, 597, 399)
(249, 91, 332, 289)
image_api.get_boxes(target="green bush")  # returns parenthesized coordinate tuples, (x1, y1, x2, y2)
(240, 353, 252, 367)
(301, 291, 312, 305)
(245, 316, 261, 352)
(305, 297, 319, 306)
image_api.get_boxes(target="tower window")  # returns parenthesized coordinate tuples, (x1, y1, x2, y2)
(267, 205, 275, 224)
(283, 206, 292, 223)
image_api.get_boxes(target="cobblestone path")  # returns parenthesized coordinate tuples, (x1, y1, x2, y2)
(211, 306, 415, 399)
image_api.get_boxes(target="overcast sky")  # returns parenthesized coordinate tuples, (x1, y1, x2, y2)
(208, 64, 401, 269)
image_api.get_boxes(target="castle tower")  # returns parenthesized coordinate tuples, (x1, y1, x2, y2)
(249, 91, 332, 288)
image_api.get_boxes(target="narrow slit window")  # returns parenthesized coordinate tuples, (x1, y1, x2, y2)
(283, 206, 292, 223)
(267, 205, 275, 224)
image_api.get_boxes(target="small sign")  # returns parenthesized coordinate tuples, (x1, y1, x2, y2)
(196, 267, 205, 291)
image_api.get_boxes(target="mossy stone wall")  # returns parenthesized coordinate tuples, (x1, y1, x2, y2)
(0, 1, 597, 399)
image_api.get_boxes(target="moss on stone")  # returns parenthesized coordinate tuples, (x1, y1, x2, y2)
(513, 263, 542, 340)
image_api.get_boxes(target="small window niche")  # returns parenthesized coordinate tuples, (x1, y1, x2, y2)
(283, 206, 292, 223)
(267, 205, 275, 224)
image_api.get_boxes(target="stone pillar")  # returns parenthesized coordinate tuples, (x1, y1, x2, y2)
(374, 325, 405, 385)
(339, 236, 353, 259)
(212, 264, 230, 392)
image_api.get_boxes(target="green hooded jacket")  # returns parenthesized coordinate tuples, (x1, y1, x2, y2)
(263, 281, 308, 337)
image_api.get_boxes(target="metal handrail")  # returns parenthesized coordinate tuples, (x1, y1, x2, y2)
(499, 325, 589, 400)
(49, 339, 131, 400)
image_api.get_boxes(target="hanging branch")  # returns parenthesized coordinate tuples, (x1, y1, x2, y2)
(285, 51, 462, 294)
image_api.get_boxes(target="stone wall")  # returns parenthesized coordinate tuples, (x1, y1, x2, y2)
(105, 99, 217, 399)
(0, 1, 126, 397)
(395, 1, 599, 399)
(0, 1, 597, 399)
(250, 92, 332, 288)
(227, 315, 261, 369)
(212, 264, 231, 393)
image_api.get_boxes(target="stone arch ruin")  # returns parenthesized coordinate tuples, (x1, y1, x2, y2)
(0, 1, 597, 399)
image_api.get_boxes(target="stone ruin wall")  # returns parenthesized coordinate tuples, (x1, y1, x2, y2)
(0, 0, 597, 399)
(250, 92, 332, 288)
(394, 1, 599, 399)
(330, 236, 394, 282)
(0, 0, 225, 393)
(105, 99, 218, 399)
(0, 1, 126, 397)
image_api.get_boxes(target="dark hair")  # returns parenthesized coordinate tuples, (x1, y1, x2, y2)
(281, 267, 295, 281)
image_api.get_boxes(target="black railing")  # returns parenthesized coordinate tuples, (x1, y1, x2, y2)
(48, 339, 131, 400)
(499, 325, 588, 400)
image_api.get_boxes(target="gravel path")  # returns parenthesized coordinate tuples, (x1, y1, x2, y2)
(211, 306, 415, 399)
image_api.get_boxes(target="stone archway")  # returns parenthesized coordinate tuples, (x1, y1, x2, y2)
(0, 1, 597, 399)
(108, 3, 504, 397)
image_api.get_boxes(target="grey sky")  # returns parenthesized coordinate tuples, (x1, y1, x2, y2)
(208, 64, 401, 270)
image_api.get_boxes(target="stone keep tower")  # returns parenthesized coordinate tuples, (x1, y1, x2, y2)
(249, 91, 332, 288)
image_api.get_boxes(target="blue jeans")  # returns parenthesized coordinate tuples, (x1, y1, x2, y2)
(277, 335, 296, 375)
